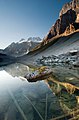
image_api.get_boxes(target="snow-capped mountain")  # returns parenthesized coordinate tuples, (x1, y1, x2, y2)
(18, 37, 42, 43)
(3, 37, 42, 57)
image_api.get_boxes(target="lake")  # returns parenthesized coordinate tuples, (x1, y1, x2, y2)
(0, 63, 79, 120)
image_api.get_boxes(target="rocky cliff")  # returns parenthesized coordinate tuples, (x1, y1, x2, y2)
(20, 0, 79, 63)
(59, 0, 79, 18)
(29, 0, 79, 53)
(43, 0, 79, 44)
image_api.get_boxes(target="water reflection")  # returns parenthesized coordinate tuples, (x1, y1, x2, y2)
(0, 63, 30, 77)
(46, 66, 79, 119)
(0, 63, 64, 120)
(0, 63, 79, 120)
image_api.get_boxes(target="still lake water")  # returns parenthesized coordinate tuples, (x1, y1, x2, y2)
(0, 63, 79, 120)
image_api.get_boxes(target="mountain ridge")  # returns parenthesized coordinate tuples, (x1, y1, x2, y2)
(27, 0, 79, 55)
(18, 0, 79, 64)
(3, 37, 41, 57)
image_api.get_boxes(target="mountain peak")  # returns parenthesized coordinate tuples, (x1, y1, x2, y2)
(19, 38, 25, 43)
(27, 37, 42, 42)
(59, 0, 79, 22)
(43, 0, 79, 43)
(4, 37, 42, 57)
(30, 0, 79, 53)
(18, 37, 42, 43)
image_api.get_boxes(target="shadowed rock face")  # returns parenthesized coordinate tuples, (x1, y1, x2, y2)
(59, 0, 79, 17)
(45, 0, 79, 41)
(47, 9, 77, 40)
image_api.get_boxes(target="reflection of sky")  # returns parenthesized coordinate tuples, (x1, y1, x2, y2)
(0, 69, 56, 120)
(0, 0, 71, 49)
(0, 70, 23, 90)
(0, 69, 51, 95)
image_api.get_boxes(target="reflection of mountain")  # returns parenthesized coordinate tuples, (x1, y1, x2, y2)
(45, 66, 79, 119)
(0, 53, 14, 66)
(1, 64, 79, 119)
(47, 80, 79, 118)
(3, 63, 30, 77)
(0, 64, 65, 120)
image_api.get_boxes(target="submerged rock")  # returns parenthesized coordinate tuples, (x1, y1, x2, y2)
(24, 66, 53, 82)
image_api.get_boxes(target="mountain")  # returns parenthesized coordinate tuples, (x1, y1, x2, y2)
(3, 37, 41, 57)
(29, 0, 79, 53)
(0, 49, 3, 53)
(45, 0, 79, 41)
(20, 31, 79, 63)
(30, 0, 79, 50)
(19, 37, 41, 43)
(19, 0, 79, 64)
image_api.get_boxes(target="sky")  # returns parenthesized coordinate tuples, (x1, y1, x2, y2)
(0, 0, 71, 49)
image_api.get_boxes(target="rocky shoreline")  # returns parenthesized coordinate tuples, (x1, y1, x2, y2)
(36, 50, 79, 67)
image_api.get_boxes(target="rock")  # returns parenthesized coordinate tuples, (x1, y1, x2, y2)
(43, 0, 79, 45)
(25, 66, 53, 82)
(36, 50, 79, 67)
(65, 24, 75, 35)
(59, 0, 79, 16)
(47, 9, 77, 40)
(73, 63, 79, 67)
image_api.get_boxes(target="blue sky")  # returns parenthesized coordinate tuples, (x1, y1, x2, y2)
(0, 0, 71, 49)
